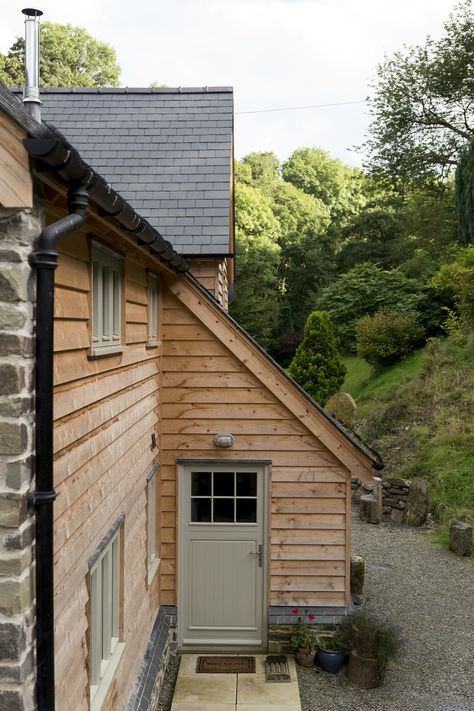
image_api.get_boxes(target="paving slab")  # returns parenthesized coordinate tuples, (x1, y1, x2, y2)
(171, 653, 301, 710)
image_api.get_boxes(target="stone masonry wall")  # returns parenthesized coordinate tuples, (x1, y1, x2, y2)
(352, 475, 411, 523)
(0, 208, 41, 710)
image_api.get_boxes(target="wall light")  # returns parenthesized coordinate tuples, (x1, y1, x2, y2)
(213, 433, 234, 448)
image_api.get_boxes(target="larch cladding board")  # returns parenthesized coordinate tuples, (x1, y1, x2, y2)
(188, 258, 229, 310)
(0, 110, 33, 207)
(161, 288, 351, 610)
(52, 228, 162, 711)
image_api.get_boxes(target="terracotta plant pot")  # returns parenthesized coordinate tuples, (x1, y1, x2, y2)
(346, 649, 384, 688)
(296, 648, 316, 667)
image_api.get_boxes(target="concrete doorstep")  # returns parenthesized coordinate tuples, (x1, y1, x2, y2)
(171, 654, 301, 711)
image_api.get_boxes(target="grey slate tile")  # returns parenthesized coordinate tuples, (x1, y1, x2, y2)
(39, 88, 233, 256)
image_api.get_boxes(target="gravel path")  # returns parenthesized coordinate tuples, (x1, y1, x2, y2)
(298, 511, 474, 711)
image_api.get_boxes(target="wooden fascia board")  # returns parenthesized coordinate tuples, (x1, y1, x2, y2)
(167, 277, 374, 482)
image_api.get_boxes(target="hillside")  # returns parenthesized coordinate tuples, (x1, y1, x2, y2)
(343, 334, 474, 538)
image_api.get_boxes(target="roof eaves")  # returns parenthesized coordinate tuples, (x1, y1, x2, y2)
(0, 83, 189, 274)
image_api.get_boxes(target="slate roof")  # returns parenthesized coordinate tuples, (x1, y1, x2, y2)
(36, 87, 234, 257)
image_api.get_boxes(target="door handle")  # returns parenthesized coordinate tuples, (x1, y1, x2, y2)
(249, 545, 263, 567)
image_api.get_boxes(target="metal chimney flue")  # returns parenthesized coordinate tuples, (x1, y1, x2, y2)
(22, 8, 43, 122)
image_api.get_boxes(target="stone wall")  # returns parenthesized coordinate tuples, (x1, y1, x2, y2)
(351, 475, 411, 523)
(0, 208, 40, 710)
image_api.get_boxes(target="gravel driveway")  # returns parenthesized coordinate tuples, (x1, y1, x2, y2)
(298, 511, 474, 711)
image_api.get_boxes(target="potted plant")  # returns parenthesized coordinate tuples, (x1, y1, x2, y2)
(289, 608, 318, 667)
(339, 611, 402, 688)
(316, 633, 348, 674)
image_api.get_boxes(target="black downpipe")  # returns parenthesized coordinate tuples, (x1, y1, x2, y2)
(29, 185, 89, 711)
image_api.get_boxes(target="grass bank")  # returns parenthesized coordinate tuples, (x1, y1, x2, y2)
(343, 334, 474, 539)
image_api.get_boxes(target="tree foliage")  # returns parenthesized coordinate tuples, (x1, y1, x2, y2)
(270, 180, 332, 328)
(288, 311, 346, 405)
(456, 135, 474, 244)
(316, 262, 426, 351)
(229, 183, 281, 348)
(0, 22, 120, 87)
(282, 147, 366, 228)
(364, 0, 474, 181)
(356, 310, 426, 368)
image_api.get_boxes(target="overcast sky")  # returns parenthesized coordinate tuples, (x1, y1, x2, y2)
(1, 0, 460, 166)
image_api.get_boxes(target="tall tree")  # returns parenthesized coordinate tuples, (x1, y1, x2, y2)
(364, 0, 474, 181)
(270, 181, 332, 328)
(288, 311, 346, 406)
(282, 147, 366, 229)
(229, 183, 281, 349)
(456, 136, 474, 244)
(0, 22, 120, 87)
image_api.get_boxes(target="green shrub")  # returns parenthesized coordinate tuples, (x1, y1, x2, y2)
(356, 310, 425, 368)
(429, 245, 474, 330)
(288, 311, 346, 405)
(316, 262, 425, 351)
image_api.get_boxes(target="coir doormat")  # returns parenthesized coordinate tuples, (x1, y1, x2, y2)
(196, 656, 255, 674)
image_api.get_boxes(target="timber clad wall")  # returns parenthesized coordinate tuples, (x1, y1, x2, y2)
(188, 259, 229, 310)
(0, 112, 32, 208)
(161, 286, 350, 609)
(52, 223, 163, 710)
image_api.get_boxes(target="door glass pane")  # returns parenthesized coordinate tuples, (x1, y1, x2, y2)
(236, 472, 257, 497)
(213, 472, 234, 497)
(213, 498, 234, 523)
(191, 472, 211, 496)
(236, 499, 257, 523)
(191, 498, 211, 523)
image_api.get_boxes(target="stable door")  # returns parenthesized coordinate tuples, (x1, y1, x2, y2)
(178, 463, 268, 648)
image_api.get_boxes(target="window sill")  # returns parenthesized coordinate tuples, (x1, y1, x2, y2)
(146, 339, 161, 349)
(88, 345, 127, 359)
(147, 556, 161, 587)
(90, 642, 125, 711)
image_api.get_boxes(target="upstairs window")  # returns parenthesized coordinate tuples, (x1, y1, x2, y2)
(148, 273, 161, 346)
(91, 244, 123, 356)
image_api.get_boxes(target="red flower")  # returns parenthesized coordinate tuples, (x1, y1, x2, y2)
(308, 614, 316, 621)
(292, 608, 300, 615)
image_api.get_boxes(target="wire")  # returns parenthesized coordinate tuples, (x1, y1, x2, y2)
(235, 99, 366, 115)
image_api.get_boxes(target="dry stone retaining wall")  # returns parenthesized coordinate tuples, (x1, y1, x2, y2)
(0, 208, 40, 710)
(352, 475, 411, 523)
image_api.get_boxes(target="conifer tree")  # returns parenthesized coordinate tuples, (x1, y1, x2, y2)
(288, 311, 346, 405)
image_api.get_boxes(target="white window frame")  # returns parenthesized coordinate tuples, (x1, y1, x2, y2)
(91, 243, 125, 357)
(147, 273, 161, 347)
(89, 530, 125, 710)
(147, 469, 160, 584)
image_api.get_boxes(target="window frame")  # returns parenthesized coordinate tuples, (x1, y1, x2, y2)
(147, 272, 161, 348)
(89, 527, 125, 710)
(90, 242, 125, 358)
(147, 467, 160, 584)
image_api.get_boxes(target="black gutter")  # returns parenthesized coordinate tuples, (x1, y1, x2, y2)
(28, 183, 89, 711)
(23, 130, 189, 273)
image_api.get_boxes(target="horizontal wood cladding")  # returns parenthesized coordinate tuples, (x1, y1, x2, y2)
(161, 285, 350, 607)
(189, 258, 228, 309)
(0, 110, 33, 207)
(52, 231, 164, 710)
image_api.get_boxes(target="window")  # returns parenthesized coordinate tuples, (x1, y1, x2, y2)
(90, 529, 125, 709)
(147, 273, 160, 346)
(91, 244, 124, 356)
(147, 469, 160, 583)
(191, 470, 258, 524)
